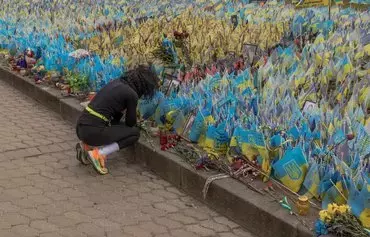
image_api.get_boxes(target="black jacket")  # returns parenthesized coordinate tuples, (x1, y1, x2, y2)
(77, 79, 138, 127)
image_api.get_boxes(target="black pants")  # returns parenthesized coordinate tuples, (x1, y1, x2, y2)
(76, 122, 140, 149)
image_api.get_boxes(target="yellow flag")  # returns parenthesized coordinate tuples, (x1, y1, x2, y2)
(295, 77, 305, 87)
(359, 209, 370, 228)
(205, 115, 215, 124)
(215, 3, 223, 11)
(323, 52, 330, 66)
(336, 93, 342, 102)
(344, 87, 348, 97)
(315, 54, 322, 66)
(112, 57, 120, 66)
(357, 69, 369, 78)
(314, 34, 325, 44)
(355, 51, 364, 60)
(359, 87, 370, 104)
(306, 93, 317, 102)
(343, 63, 353, 75)
(320, 75, 327, 84)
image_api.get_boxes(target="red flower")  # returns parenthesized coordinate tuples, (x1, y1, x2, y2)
(346, 133, 355, 140)
(231, 159, 243, 171)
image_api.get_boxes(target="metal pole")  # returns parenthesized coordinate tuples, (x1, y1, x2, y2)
(329, 0, 332, 20)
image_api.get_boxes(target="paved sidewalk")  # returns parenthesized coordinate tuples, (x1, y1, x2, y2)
(0, 80, 253, 237)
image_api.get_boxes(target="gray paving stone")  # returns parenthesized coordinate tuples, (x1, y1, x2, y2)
(0, 229, 18, 237)
(154, 217, 183, 229)
(141, 205, 167, 217)
(213, 216, 239, 229)
(153, 202, 179, 213)
(139, 221, 168, 234)
(19, 186, 44, 195)
(58, 227, 88, 237)
(152, 189, 180, 199)
(185, 224, 216, 236)
(106, 230, 134, 237)
(154, 234, 172, 237)
(0, 221, 11, 229)
(123, 225, 152, 237)
(201, 219, 230, 232)
(91, 218, 121, 231)
(4, 213, 30, 226)
(30, 220, 59, 232)
(11, 225, 40, 237)
(183, 208, 210, 221)
(233, 228, 255, 237)
(140, 192, 165, 202)
(166, 199, 190, 209)
(63, 211, 92, 223)
(170, 229, 199, 237)
(166, 187, 186, 196)
(0, 201, 21, 212)
(39, 232, 64, 237)
(48, 215, 80, 227)
(168, 213, 197, 224)
(20, 208, 49, 220)
(219, 233, 243, 237)
(76, 222, 106, 236)
(2, 188, 27, 199)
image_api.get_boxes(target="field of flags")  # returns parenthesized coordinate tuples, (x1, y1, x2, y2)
(0, 0, 369, 231)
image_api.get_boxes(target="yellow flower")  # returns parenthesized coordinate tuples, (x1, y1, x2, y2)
(319, 210, 332, 223)
(327, 203, 338, 215)
(338, 206, 346, 214)
(338, 205, 350, 214)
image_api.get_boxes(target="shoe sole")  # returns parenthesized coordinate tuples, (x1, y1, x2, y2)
(79, 142, 91, 165)
(75, 143, 90, 165)
(80, 152, 90, 165)
(75, 143, 83, 163)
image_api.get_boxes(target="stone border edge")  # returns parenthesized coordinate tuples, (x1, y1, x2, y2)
(0, 66, 313, 237)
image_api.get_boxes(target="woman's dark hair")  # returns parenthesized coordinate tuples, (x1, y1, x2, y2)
(122, 65, 159, 99)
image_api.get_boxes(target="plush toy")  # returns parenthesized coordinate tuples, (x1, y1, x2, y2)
(25, 48, 36, 68)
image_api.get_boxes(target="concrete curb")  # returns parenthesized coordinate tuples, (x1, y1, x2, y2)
(0, 66, 315, 237)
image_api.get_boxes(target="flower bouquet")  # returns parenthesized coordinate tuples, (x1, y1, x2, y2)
(315, 204, 369, 237)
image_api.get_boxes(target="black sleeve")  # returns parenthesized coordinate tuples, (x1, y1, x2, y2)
(125, 96, 138, 127)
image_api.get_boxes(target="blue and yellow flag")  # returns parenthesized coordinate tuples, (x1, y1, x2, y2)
(138, 92, 164, 119)
(322, 178, 348, 209)
(204, 123, 230, 155)
(230, 128, 270, 181)
(303, 162, 320, 198)
(273, 146, 309, 192)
